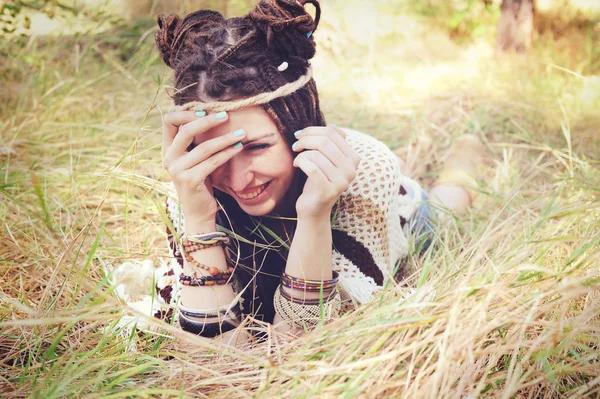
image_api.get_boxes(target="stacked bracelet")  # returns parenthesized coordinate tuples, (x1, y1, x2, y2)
(182, 241, 219, 252)
(182, 232, 230, 248)
(183, 254, 234, 277)
(180, 233, 232, 276)
(279, 285, 338, 305)
(276, 271, 341, 330)
(177, 299, 241, 337)
(179, 269, 234, 286)
(273, 285, 341, 330)
(178, 299, 241, 319)
(178, 312, 239, 337)
(280, 271, 339, 292)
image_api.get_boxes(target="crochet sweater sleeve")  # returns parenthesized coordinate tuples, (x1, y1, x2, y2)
(330, 129, 421, 306)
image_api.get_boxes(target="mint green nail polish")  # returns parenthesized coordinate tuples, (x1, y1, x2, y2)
(216, 111, 227, 119)
(233, 142, 243, 149)
(292, 141, 298, 150)
(294, 130, 302, 138)
(195, 110, 206, 117)
(233, 128, 245, 137)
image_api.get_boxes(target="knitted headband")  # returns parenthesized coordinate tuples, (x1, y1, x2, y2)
(168, 67, 313, 113)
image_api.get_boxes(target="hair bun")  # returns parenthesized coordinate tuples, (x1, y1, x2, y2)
(248, 0, 321, 62)
(155, 14, 182, 68)
(155, 10, 225, 69)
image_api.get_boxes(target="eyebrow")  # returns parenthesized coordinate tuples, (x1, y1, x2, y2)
(242, 133, 277, 146)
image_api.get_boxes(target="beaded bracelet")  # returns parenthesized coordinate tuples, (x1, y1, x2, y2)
(179, 271, 233, 286)
(180, 233, 230, 256)
(183, 247, 235, 276)
(182, 242, 219, 252)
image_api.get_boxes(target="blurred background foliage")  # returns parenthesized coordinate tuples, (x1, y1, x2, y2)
(1, 0, 598, 68)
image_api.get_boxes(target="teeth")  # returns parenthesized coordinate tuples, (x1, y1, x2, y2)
(237, 183, 267, 200)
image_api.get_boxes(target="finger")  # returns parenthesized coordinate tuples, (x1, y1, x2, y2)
(327, 125, 362, 167)
(168, 111, 230, 158)
(296, 150, 341, 184)
(328, 125, 362, 167)
(177, 128, 246, 171)
(292, 134, 350, 170)
(162, 110, 204, 156)
(294, 126, 358, 164)
(329, 124, 346, 139)
(186, 141, 245, 179)
(293, 151, 330, 187)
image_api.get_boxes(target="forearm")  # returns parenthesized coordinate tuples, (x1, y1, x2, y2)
(284, 215, 333, 288)
(274, 214, 336, 333)
(180, 218, 236, 310)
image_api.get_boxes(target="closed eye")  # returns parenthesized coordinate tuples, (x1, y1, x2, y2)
(246, 143, 270, 151)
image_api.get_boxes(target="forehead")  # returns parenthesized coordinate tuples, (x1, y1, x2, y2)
(193, 106, 279, 143)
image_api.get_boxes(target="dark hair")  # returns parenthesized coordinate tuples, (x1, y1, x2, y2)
(155, 0, 326, 147)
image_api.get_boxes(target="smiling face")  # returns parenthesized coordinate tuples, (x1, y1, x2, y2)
(192, 106, 297, 217)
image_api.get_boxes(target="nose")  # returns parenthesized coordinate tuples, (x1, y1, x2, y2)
(220, 155, 254, 193)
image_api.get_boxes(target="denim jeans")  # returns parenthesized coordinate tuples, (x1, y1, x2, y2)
(404, 184, 435, 254)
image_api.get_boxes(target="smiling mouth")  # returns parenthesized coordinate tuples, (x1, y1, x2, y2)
(235, 182, 270, 200)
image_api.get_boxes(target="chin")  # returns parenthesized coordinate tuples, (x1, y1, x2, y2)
(238, 200, 277, 217)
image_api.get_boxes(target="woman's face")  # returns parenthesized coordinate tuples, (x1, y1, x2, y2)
(192, 106, 297, 217)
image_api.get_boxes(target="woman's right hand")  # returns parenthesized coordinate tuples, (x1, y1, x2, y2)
(161, 110, 246, 224)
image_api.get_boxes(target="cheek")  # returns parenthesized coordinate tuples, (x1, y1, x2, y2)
(208, 164, 227, 187)
(270, 164, 294, 180)
(264, 151, 294, 179)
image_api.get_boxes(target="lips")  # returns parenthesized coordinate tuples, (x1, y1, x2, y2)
(235, 182, 270, 200)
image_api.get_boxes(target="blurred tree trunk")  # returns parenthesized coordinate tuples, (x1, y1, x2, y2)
(495, 0, 535, 52)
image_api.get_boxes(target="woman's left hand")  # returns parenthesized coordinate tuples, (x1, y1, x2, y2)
(292, 124, 361, 219)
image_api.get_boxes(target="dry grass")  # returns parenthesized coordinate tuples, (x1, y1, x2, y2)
(1, 0, 600, 397)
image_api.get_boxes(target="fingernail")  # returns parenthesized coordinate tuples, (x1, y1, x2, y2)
(233, 142, 243, 149)
(195, 110, 206, 117)
(216, 111, 227, 119)
(306, 31, 313, 38)
(294, 130, 302, 138)
(292, 141, 298, 150)
(232, 128, 245, 137)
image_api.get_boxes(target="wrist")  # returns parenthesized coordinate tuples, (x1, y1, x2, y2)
(296, 211, 332, 226)
(180, 203, 217, 228)
(184, 217, 218, 234)
(285, 212, 333, 281)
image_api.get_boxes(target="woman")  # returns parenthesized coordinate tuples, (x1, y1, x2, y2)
(152, 0, 482, 340)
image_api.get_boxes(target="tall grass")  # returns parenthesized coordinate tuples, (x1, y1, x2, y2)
(1, 0, 599, 397)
